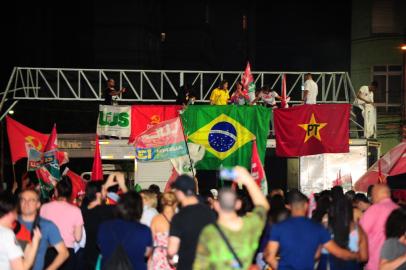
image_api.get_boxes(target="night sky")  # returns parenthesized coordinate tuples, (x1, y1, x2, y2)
(1, 0, 351, 86)
(0, 0, 351, 130)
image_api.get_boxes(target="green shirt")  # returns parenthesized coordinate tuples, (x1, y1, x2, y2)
(193, 206, 267, 270)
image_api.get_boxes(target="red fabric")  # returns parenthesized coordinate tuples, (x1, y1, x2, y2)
(281, 74, 288, 108)
(274, 104, 350, 157)
(35, 166, 56, 186)
(57, 151, 69, 166)
(129, 105, 181, 143)
(355, 142, 406, 192)
(44, 124, 57, 152)
(6, 117, 67, 166)
(13, 221, 32, 243)
(392, 190, 406, 202)
(135, 117, 185, 148)
(251, 140, 265, 186)
(241, 62, 254, 91)
(6, 116, 48, 163)
(91, 135, 103, 181)
(164, 168, 179, 192)
(65, 168, 87, 201)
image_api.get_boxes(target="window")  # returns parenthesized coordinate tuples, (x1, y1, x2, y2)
(371, 65, 402, 112)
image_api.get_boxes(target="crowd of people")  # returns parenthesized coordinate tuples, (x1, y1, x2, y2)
(1, 166, 405, 270)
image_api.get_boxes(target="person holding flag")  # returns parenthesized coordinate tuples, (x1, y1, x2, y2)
(241, 62, 256, 103)
(230, 82, 250, 105)
(251, 85, 282, 108)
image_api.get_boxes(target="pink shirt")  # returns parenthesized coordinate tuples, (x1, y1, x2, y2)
(40, 200, 84, 248)
(359, 198, 398, 270)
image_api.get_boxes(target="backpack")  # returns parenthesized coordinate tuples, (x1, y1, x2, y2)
(102, 243, 133, 270)
(102, 224, 133, 270)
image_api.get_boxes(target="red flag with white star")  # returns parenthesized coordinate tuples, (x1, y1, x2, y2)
(274, 104, 350, 157)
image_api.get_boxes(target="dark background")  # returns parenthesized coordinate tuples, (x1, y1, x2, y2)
(0, 0, 352, 131)
(0, 0, 351, 191)
(0, 0, 351, 88)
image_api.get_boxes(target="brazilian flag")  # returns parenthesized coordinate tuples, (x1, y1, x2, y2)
(181, 105, 271, 170)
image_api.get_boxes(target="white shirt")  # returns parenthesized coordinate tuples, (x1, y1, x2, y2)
(0, 226, 24, 270)
(354, 86, 374, 109)
(140, 206, 158, 227)
(304, 79, 318, 104)
(260, 91, 279, 105)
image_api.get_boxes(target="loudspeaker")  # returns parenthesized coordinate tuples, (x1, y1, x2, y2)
(367, 141, 381, 167)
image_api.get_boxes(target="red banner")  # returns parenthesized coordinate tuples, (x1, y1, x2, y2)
(251, 140, 265, 186)
(64, 168, 87, 201)
(129, 105, 181, 143)
(91, 135, 103, 181)
(134, 117, 188, 161)
(6, 116, 48, 164)
(274, 104, 350, 157)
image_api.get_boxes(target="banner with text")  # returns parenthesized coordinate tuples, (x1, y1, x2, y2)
(97, 105, 131, 137)
(134, 117, 188, 161)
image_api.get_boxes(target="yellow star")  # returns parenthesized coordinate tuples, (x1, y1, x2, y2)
(298, 113, 327, 142)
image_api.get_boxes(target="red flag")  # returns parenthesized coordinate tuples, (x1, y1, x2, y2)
(57, 151, 69, 166)
(251, 140, 265, 186)
(164, 168, 179, 192)
(129, 105, 182, 143)
(91, 135, 103, 181)
(6, 116, 48, 163)
(134, 117, 188, 161)
(43, 125, 60, 181)
(44, 124, 58, 152)
(274, 104, 350, 157)
(241, 62, 254, 91)
(64, 168, 87, 201)
(355, 142, 406, 192)
(36, 167, 57, 199)
(281, 74, 288, 108)
(378, 159, 384, 183)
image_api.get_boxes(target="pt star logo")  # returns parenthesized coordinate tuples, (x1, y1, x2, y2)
(298, 113, 327, 142)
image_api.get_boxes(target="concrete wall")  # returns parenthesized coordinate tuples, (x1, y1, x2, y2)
(351, 37, 403, 90)
(351, 0, 406, 155)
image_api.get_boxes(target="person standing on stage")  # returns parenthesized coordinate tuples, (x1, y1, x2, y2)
(104, 78, 126, 105)
(210, 80, 230, 105)
(353, 81, 377, 138)
(303, 73, 318, 104)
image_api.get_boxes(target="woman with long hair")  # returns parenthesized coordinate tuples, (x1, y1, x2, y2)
(97, 191, 152, 270)
(149, 192, 178, 270)
(210, 80, 230, 105)
(319, 197, 368, 270)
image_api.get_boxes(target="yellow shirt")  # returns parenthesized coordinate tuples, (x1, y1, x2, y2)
(210, 88, 230, 105)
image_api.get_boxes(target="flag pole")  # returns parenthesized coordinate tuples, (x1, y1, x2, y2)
(12, 163, 17, 192)
(178, 116, 196, 180)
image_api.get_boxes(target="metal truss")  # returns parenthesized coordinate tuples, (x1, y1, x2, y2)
(0, 67, 361, 133)
(0, 67, 356, 101)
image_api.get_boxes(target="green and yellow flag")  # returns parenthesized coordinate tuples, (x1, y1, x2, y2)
(181, 105, 271, 170)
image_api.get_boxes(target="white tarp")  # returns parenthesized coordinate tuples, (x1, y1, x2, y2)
(300, 145, 368, 195)
(97, 105, 131, 137)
